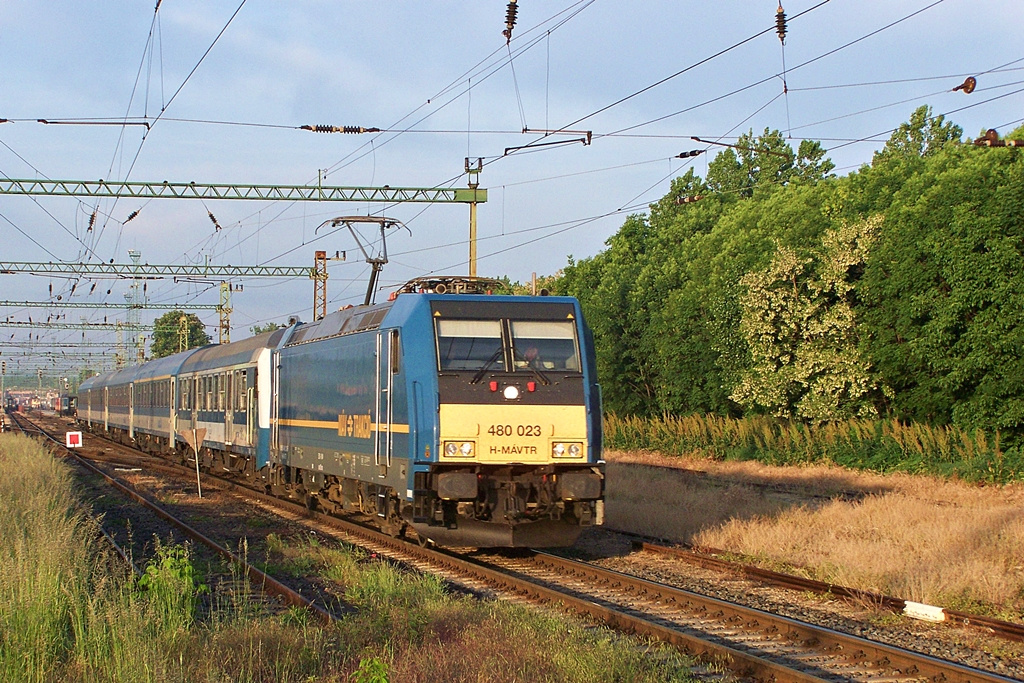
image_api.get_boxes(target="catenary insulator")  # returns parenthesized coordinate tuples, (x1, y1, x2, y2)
(87, 209, 97, 232)
(776, 3, 787, 44)
(302, 124, 379, 134)
(125, 210, 139, 223)
(974, 129, 1000, 146)
(208, 211, 222, 231)
(676, 195, 704, 205)
(677, 150, 704, 158)
(503, 0, 518, 43)
(953, 76, 976, 94)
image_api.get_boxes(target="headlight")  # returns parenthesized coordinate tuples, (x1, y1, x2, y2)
(443, 441, 475, 457)
(552, 442, 584, 458)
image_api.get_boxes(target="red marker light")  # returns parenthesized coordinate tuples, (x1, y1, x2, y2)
(489, 381, 498, 392)
(527, 381, 536, 392)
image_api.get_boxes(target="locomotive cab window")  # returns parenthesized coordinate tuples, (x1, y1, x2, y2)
(436, 320, 505, 371)
(511, 321, 580, 372)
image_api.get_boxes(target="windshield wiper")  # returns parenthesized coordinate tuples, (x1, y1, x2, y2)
(470, 347, 505, 384)
(512, 348, 552, 385)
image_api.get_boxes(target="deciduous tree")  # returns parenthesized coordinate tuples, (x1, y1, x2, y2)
(150, 311, 211, 359)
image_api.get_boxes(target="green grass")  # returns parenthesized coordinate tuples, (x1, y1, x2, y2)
(1, 433, 698, 682)
(270, 534, 699, 681)
(604, 413, 1024, 483)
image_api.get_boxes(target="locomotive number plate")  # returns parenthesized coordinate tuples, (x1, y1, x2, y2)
(487, 424, 542, 437)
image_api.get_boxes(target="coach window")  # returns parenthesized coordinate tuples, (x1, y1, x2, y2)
(238, 370, 247, 409)
(236, 370, 245, 410)
(510, 321, 581, 372)
(435, 320, 504, 371)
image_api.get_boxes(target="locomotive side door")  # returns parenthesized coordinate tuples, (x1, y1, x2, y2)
(374, 329, 398, 477)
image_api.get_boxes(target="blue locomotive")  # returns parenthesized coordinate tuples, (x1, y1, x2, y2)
(79, 277, 604, 547)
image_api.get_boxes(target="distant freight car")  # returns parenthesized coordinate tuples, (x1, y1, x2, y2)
(79, 278, 604, 547)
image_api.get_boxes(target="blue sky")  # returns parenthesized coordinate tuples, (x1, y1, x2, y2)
(1, 0, 1022, 370)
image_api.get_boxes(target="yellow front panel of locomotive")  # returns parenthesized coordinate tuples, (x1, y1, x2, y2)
(438, 403, 587, 464)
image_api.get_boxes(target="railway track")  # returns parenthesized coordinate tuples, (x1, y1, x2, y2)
(7, 410, 338, 624)
(629, 538, 1024, 644)
(12, 411, 1020, 682)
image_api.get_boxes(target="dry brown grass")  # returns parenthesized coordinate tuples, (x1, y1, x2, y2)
(605, 450, 1024, 619)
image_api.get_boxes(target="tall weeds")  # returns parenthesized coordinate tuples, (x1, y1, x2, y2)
(1, 433, 699, 682)
(0, 433, 209, 681)
(604, 413, 1023, 482)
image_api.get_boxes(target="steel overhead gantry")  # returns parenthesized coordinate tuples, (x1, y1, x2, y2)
(0, 321, 155, 331)
(0, 261, 311, 278)
(0, 300, 219, 311)
(0, 342, 118, 349)
(0, 173, 490, 275)
(0, 178, 486, 204)
(1, 356, 115, 366)
(0, 261, 303, 347)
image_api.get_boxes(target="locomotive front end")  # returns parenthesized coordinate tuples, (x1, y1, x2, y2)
(410, 295, 604, 547)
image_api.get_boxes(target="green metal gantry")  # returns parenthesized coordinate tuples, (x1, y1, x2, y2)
(0, 261, 312, 278)
(0, 178, 487, 204)
(0, 342, 119, 349)
(0, 321, 155, 331)
(0, 300, 219, 311)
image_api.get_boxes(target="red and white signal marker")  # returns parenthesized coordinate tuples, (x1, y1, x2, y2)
(65, 431, 83, 448)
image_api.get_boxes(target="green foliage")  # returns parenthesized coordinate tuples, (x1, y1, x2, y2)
(706, 128, 834, 198)
(150, 310, 211, 358)
(859, 120, 1024, 434)
(604, 413, 1023, 483)
(876, 104, 962, 159)
(137, 542, 208, 631)
(352, 656, 389, 683)
(552, 109, 1024, 444)
(250, 321, 285, 335)
(497, 272, 563, 295)
(731, 217, 881, 422)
